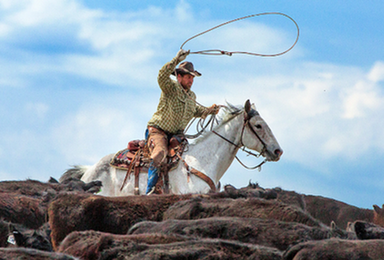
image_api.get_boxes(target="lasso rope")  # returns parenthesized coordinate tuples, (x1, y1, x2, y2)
(180, 12, 299, 57)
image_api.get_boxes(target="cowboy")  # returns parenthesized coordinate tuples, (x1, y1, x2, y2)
(145, 49, 219, 194)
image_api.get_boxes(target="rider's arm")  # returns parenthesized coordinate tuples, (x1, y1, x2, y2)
(157, 50, 189, 95)
(194, 105, 208, 118)
(194, 104, 220, 118)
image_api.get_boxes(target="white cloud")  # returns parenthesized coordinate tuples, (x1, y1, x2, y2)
(368, 61, 384, 83)
(198, 61, 384, 171)
(341, 80, 382, 119)
(2, 0, 99, 27)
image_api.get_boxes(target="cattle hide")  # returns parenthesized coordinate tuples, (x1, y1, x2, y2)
(0, 219, 51, 250)
(7, 222, 52, 252)
(373, 204, 384, 227)
(304, 194, 374, 229)
(128, 217, 356, 251)
(211, 183, 277, 200)
(98, 239, 283, 260)
(273, 187, 306, 210)
(58, 230, 194, 260)
(48, 187, 279, 251)
(282, 238, 384, 260)
(48, 193, 196, 250)
(0, 247, 79, 260)
(163, 197, 325, 228)
(0, 178, 102, 200)
(0, 193, 46, 229)
(348, 220, 384, 240)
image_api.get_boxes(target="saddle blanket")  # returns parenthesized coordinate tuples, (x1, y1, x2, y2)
(110, 148, 138, 170)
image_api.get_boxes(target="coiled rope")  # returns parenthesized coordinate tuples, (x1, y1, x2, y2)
(180, 12, 299, 57)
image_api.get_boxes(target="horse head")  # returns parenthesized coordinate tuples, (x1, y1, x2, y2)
(242, 99, 283, 162)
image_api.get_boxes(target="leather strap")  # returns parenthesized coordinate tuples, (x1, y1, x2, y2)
(177, 154, 216, 192)
(120, 149, 140, 191)
(163, 170, 170, 194)
(134, 165, 141, 195)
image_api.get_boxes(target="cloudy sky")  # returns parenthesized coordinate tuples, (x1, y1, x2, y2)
(0, 0, 383, 209)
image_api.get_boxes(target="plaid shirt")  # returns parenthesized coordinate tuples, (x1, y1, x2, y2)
(147, 55, 208, 134)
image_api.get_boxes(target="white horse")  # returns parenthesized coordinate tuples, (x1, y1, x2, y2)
(61, 100, 282, 196)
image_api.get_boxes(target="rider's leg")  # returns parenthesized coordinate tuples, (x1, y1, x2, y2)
(146, 162, 159, 194)
(146, 127, 168, 194)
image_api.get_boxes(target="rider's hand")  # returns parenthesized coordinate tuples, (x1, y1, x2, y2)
(176, 49, 190, 62)
(202, 104, 220, 119)
(209, 104, 220, 115)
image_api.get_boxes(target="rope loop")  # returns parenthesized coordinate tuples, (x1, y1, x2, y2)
(180, 12, 299, 58)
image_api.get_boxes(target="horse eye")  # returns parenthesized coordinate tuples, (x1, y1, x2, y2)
(255, 124, 262, 129)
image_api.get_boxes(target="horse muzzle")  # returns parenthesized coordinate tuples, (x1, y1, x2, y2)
(264, 147, 283, 162)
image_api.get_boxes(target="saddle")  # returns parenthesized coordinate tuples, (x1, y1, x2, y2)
(110, 136, 187, 195)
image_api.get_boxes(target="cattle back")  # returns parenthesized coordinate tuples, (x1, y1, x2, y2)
(304, 195, 373, 229)
(163, 197, 324, 227)
(0, 193, 46, 229)
(349, 220, 384, 240)
(0, 247, 79, 260)
(48, 193, 194, 250)
(58, 230, 194, 259)
(128, 216, 354, 251)
(99, 239, 282, 260)
(282, 238, 384, 260)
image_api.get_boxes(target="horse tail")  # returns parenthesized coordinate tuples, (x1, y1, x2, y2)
(59, 165, 89, 183)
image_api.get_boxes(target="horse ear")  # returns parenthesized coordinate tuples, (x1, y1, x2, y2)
(244, 99, 251, 113)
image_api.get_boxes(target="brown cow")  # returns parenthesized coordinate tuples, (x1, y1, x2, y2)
(0, 178, 102, 199)
(212, 182, 277, 200)
(0, 219, 52, 251)
(304, 195, 384, 229)
(223, 184, 305, 210)
(0, 178, 102, 230)
(48, 187, 278, 250)
(348, 220, 384, 240)
(128, 217, 356, 251)
(163, 197, 325, 228)
(7, 222, 52, 252)
(98, 239, 283, 260)
(48, 193, 197, 250)
(0, 247, 79, 260)
(0, 193, 47, 229)
(58, 230, 193, 260)
(256, 185, 384, 230)
(273, 187, 306, 210)
(282, 238, 384, 260)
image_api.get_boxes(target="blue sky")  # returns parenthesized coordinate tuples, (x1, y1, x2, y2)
(0, 0, 383, 209)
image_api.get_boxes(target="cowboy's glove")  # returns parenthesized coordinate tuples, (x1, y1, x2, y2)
(176, 49, 190, 63)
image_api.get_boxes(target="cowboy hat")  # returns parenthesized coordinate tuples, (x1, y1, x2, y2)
(172, 61, 202, 77)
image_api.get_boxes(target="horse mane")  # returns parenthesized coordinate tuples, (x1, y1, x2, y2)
(190, 102, 243, 144)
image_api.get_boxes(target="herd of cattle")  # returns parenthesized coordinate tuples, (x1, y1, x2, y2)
(0, 177, 384, 259)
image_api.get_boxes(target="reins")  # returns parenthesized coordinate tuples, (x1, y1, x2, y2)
(212, 111, 267, 171)
(180, 12, 299, 57)
(187, 109, 267, 171)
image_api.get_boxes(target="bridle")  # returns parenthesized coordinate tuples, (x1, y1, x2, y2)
(211, 109, 268, 171)
(178, 107, 268, 192)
